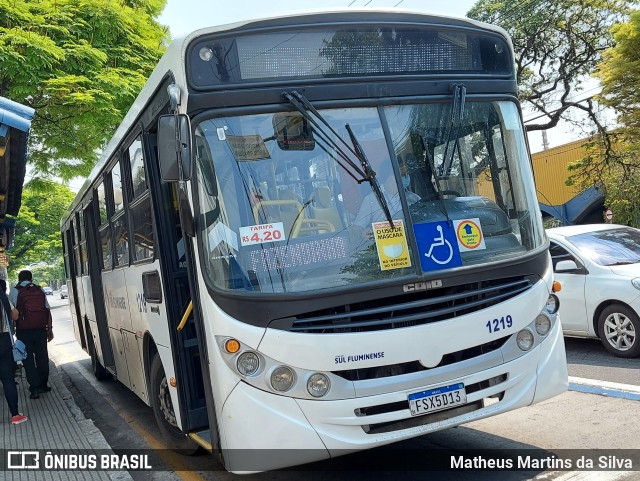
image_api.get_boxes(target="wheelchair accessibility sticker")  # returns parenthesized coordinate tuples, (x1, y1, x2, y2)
(414, 221, 462, 271)
(372, 220, 411, 271)
(453, 218, 486, 251)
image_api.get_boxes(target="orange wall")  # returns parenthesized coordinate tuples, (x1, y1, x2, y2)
(531, 139, 585, 206)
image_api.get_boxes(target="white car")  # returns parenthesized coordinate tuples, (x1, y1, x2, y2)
(547, 224, 640, 357)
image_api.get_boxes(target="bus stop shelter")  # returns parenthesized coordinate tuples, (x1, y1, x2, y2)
(0, 96, 34, 267)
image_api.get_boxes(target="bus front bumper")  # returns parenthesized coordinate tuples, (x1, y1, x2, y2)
(219, 320, 567, 472)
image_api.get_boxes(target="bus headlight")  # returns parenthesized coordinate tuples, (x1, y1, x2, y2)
(270, 366, 295, 392)
(545, 295, 559, 315)
(516, 329, 534, 351)
(237, 352, 260, 376)
(535, 314, 551, 336)
(307, 373, 330, 397)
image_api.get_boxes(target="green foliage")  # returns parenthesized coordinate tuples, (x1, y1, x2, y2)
(467, 0, 632, 132)
(0, 0, 169, 180)
(569, 10, 640, 227)
(8, 181, 75, 276)
(468, 0, 640, 227)
(10, 260, 66, 290)
(597, 11, 640, 138)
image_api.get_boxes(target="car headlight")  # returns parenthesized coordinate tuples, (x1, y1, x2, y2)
(307, 373, 331, 398)
(237, 352, 260, 376)
(516, 329, 535, 351)
(218, 337, 340, 400)
(535, 314, 552, 336)
(270, 366, 296, 392)
(632, 278, 640, 291)
(545, 295, 559, 315)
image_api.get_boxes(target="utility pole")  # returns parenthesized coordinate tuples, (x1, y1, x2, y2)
(541, 130, 549, 151)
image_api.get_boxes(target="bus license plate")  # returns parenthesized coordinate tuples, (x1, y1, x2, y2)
(408, 383, 466, 416)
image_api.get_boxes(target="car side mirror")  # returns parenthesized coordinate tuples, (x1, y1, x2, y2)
(158, 114, 191, 181)
(555, 260, 579, 273)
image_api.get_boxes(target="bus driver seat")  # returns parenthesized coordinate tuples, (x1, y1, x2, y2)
(252, 188, 306, 237)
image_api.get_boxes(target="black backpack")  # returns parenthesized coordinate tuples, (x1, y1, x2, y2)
(16, 283, 49, 330)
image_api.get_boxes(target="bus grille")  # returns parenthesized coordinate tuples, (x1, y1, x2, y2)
(287, 276, 532, 333)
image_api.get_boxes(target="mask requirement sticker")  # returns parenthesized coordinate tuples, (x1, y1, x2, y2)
(372, 220, 411, 270)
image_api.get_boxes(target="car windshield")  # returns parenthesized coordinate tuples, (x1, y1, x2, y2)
(568, 227, 640, 266)
(194, 101, 544, 293)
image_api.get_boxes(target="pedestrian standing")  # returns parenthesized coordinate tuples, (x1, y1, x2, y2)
(10, 270, 54, 399)
(0, 278, 28, 424)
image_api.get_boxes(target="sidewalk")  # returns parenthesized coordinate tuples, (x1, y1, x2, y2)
(1, 360, 133, 481)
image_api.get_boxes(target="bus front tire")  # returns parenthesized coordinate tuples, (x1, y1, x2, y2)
(150, 354, 200, 454)
(88, 334, 109, 381)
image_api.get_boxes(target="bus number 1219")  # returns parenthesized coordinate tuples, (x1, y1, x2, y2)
(486, 315, 513, 334)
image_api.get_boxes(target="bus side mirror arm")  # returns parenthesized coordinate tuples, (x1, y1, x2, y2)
(158, 114, 192, 181)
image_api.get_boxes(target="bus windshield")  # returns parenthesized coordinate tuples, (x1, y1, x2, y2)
(195, 100, 544, 294)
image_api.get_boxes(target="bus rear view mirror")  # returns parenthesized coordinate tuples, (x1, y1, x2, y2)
(158, 114, 192, 181)
(273, 113, 315, 151)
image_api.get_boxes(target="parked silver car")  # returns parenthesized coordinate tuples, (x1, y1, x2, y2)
(548, 224, 640, 357)
(60, 285, 68, 299)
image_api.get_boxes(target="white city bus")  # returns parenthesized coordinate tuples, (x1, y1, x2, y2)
(61, 9, 568, 472)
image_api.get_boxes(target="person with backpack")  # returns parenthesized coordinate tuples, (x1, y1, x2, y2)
(10, 270, 54, 400)
(0, 278, 28, 424)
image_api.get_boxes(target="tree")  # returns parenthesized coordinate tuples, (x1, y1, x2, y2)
(467, 0, 632, 137)
(571, 10, 640, 227)
(8, 181, 75, 276)
(596, 11, 640, 143)
(0, 0, 169, 180)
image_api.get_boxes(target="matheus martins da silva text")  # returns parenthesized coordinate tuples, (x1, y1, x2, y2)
(451, 455, 633, 470)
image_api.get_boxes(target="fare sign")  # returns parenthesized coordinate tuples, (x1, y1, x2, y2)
(239, 222, 286, 246)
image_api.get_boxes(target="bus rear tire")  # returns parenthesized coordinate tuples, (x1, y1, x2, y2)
(150, 354, 200, 454)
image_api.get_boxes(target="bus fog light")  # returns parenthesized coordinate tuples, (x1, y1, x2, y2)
(224, 338, 241, 353)
(516, 329, 534, 351)
(545, 295, 559, 314)
(237, 352, 260, 376)
(271, 366, 295, 392)
(535, 314, 551, 336)
(307, 373, 330, 397)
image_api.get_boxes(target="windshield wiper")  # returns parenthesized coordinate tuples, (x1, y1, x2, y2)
(440, 83, 466, 177)
(420, 135, 452, 225)
(344, 123, 394, 227)
(283, 90, 394, 227)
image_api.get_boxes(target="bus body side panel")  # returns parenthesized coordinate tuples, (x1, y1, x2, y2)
(101, 268, 132, 389)
(122, 259, 170, 404)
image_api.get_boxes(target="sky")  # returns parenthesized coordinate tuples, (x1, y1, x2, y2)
(158, 0, 479, 37)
